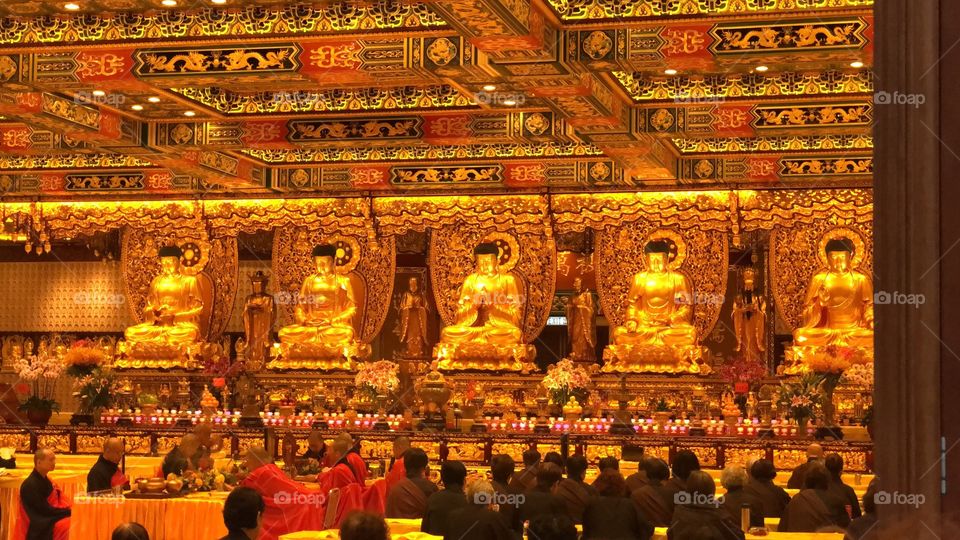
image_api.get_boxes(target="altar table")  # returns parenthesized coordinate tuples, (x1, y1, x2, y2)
(0, 469, 86, 540)
(70, 491, 229, 540)
(281, 532, 440, 540)
(652, 528, 844, 540)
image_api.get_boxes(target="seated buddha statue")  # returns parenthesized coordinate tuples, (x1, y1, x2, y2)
(274, 245, 367, 369)
(124, 246, 203, 348)
(434, 243, 533, 371)
(603, 240, 702, 373)
(790, 238, 873, 363)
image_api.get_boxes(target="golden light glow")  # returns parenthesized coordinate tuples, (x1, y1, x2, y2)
(664, 69, 678, 75)
(63, 2, 80, 9)
(482, 85, 497, 91)
(147, 97, 161, 103)
(755, 65, 769, 72)
(130, 104, 144, 111)
(850, 61, 865, 68)
(91, 90, 106, 97)
(161, 0, 177, 5)
(183, 111, 196, 117)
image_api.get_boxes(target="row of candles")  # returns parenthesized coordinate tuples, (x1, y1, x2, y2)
(97, 408, 811, 437)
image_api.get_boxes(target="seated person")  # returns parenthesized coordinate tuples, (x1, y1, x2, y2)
(825, 453, 862, 519)
(239, 446, 323, 540)
(667, 471, 745, 540)
(385, 448, 438, 518)
(582, 470, 653, 540)
(528, 514, 578, 540)
(317, 436, 364, 493)
(543, 452, 565, 473)
(162, 434, 201, 478)
(340, 511, 390, 540)
(626, 456, 650, 493)
(846, 479, 879, 540)
(193, 423, 223, 470)
(111, 522, 150, 540)
(630, 457, 675, 527)
(220, 487, 264, 540)
(780, 463, 851, 532)
(0, 447, 16, 469)
(591, 457, 620, 488)
(555, 455, 597, 524)
(302, 431, 326, 461)
(664, 450, 700, 498)
(87, 437, 128, 493)
(328, 432, 368, 483)
(422, 460, 468, 536)
(489, 454, 518, 528)
(516, 463, 566, 531)
(509, 449, 540, 493)
(386, 436, 411, 490)
(718, 465, 764, 528)
(18, 449, 71, 540)
(743, 459, 791, 520)
(444, 480, 514, 540)
(787, 443, 824, 489)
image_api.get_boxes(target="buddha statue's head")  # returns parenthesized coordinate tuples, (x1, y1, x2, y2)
(157, 245, 183, 275)
(408, 276, 420, 293)
(474, 243, 500, 276)
(742, 267, 757, 291)
(573, 277, 583, 293)
(312, 244, 337, 275)
(825, 238, 855, 272)
(644, 240, 672, 273)
(250, 270, 269, 293)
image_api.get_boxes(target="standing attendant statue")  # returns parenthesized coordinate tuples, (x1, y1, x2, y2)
(396, 276, 430, 358)
(566, 277, 597, 364)
(732, 267, 767, 364)
(242, 271, 276, 370)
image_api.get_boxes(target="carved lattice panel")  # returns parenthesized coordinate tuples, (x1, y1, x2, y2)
(428, 226, 556, 343)
(771, 221, 873, 329)
(596, 223, 728, 343)
(272, 228, 395, 343)
(121, 228, 238, 340)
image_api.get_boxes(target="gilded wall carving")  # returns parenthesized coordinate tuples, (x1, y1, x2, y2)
(121, 228, 238, 340)
(429, 225, 556, 344)
(597, 222, 728, 343)
(272, 228, 395, 343)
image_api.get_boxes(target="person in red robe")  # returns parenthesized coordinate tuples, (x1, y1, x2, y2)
(16, 449, 71, 540)
(239, 446, 324, 540)
(317, 437, 365, 494)
(385, 448, 437, 518)
(385, 436, 410, 490)
(86, 438, 128, 493)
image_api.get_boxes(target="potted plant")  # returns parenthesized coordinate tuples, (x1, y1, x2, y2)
(652, 398, 672, 428)
(139, 393, 159, 416)
(63, 339, 105, 378)
(14, 351, 64, 426)
(73, 367, 120, 425)
(355, 360, 400, 413)
(541, 359, 591, 412)
(777, 373, 823, 436)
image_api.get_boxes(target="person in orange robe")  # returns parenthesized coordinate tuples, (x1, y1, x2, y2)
(317, 437, 364, 493)
(385, 436, 410, 490)
(239, 446, 323, 540)
(17, 449, 71, 540)
(334, 433, 368, 483)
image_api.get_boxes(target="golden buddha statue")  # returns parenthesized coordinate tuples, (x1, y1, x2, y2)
(242, 271, 276, 370)
(566, 277, 597, 364)
(602, 240, 704, 373)
(434, 243, 534, 371)
(271, 244, 369, 369)
(732, 267, 767, 364)
(118, 246, 204, 369)
(395, 276, 430, 359)
(786, 238, 874, 371)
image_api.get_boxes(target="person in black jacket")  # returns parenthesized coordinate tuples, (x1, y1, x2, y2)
(19, 449, 71, 540)
(582, 469, 653, 540)
(718, 465, 764, 528)
(780, 463, 851, 532)
(87, 437, 127, 493)
(422, 460, 469, 536)
(743, 459, 791, 520)
(444, 480, 515, 540)
(220, 486, 264, 540)
(528, 514, 578, 540)
(667, 470, 745, 540)
(515, 462, 566, 531)
(825, 453, 862, 518)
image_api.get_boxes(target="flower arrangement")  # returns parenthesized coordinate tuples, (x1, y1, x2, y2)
(777, 372, 824, 424)
(717, 358, 768, 386)
(74, 368, 121, 413)
(541, 359, 592, 406)
(14, 352, 64, 413)
(841, 362, 874, 387)
(63, 339, 106, 378)
(804, 345, 869, 374)
(355, 360, 400, 400)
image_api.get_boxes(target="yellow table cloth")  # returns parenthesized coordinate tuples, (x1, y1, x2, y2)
(281, 532, 440, 540)
(0, 469, 85, 540)
(70, 491, 228, 540)
(653, 527, 844, 540)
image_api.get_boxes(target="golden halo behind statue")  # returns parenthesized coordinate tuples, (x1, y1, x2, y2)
(144, 236, 210, 276)
(481, 231, 520, 273)
(642, 229, 687, 270)
(817, 227, 866, 269)
(326, 235, 361, 274)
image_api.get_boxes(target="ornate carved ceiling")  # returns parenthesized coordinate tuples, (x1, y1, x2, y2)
(0, 0, 873, 197)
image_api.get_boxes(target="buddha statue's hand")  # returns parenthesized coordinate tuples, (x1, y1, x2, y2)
(625, 320, 638, 332)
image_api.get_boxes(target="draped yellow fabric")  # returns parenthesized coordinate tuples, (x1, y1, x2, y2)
(70, 493, 228, 540)
(652, 528, 844, 540)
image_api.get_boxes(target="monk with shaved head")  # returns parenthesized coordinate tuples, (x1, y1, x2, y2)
(239, 446, 324, 540)
(17, 448, 71, 540)
(87, 437, 128, 493)
(162, 433, 201, 477)
(317, 434, 364, 493)
(386, 436, 411, 490)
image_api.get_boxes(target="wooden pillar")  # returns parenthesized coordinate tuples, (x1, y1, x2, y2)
(874, 0, 959, 536)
